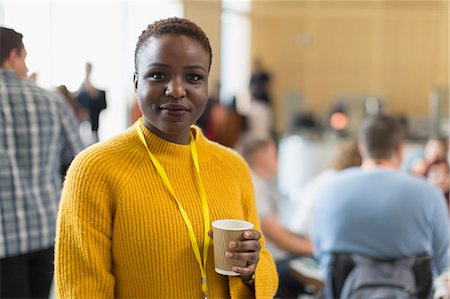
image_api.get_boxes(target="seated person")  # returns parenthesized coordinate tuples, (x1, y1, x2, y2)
(425, 160, 450, 208)
(312, 115, 449, 298)
(240, 137, 314, 298)
(408, 137, 448, 176)
(290, 139, 362, 236)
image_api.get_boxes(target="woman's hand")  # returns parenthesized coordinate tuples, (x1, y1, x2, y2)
(209, 229, 261, 284)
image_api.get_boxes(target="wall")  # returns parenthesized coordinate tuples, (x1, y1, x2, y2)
(251, 1, 449, 134)
(183, 0, 222, 91)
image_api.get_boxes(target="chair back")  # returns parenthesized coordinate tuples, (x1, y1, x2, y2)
(330, 253, 432, 299)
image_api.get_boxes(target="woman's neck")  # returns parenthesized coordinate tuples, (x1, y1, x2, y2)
(142, 118, 191, 145)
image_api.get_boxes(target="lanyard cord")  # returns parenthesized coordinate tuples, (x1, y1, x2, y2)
(136, 120, 211, 297)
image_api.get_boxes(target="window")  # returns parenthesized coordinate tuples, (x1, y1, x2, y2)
(1, 1, 182, 139)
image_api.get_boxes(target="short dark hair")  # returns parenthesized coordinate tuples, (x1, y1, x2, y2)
(134, 17, 212, 73)
(0, 27, 24, 67)
(358, 114, 404, 159)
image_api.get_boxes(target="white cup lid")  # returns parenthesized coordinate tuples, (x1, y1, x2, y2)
(212, 219, 254, 231)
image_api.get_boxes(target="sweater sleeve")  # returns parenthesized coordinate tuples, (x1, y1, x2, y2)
(229, 162, 279, 299)
(55, 151, 115, 298)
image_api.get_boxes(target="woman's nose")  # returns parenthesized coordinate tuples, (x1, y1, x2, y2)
(165, 77, 187, 99)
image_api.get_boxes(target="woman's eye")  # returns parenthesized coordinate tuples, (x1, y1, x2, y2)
(187, 74, 202, 82)
(148, 73, 165, 80)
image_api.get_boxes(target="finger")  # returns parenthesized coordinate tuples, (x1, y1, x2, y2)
(225, 251, 260, 265)
(208, 230, 213, 239)
(228, 239, 261, 253)
(231, 264, 257, 280)
(242, 230, 261, 240)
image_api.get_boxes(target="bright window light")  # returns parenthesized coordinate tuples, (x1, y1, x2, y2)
(1, 1, 182, 140)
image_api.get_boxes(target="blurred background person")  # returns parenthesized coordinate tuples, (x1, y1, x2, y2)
(250, 57, 272, 108)
(0, 26, 84, 299)
(57, 84, 86, 121)
(216, 95, 247, 148)
(425, 160, 450, 208)
(196, 81, 223, 141)
(312, 114, 449, 298)
(240, 137, 314, 298)
(247, 58, 274, 140)
(289, 139, 362, 237)
(75, 62, 107, 143)
(28, 71, 38, 84)
(55, 84, 86, 176)
(408, 136, 449, 176)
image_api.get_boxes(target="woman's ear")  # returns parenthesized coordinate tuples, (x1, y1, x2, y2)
(133, 72, 138, 94)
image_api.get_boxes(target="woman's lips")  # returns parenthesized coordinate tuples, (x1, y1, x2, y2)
(160, 104, 189, 117)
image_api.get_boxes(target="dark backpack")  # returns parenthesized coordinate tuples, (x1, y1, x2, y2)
(331, 253, 432, 299)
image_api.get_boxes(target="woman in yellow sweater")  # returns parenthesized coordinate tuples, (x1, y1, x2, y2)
(55, 17, 278, 298)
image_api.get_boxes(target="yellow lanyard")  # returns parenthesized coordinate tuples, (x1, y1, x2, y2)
(136, 119, 211, 298)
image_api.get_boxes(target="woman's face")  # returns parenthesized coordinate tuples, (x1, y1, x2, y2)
(134, 34, 209, 144)
(427, 163, 450, 194)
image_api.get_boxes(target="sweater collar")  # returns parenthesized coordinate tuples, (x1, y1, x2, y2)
(136, 121, 211, 166)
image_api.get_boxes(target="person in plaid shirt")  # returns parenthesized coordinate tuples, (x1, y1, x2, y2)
(0, 27, 84, 298)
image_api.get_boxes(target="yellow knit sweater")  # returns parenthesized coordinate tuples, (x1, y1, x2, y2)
(55, 123, 278, 298)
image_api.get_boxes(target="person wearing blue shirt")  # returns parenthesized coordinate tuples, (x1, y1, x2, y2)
(312, 114, 449, 298)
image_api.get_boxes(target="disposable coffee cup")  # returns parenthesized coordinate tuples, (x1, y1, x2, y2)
(212, 219, 254, 276)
